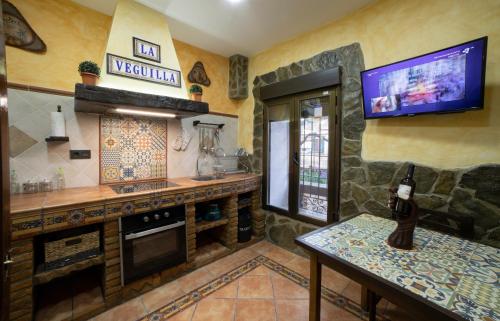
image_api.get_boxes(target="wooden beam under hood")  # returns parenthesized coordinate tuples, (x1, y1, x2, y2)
(74, 84, 209, 118)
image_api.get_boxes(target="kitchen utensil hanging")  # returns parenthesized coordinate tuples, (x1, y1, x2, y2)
(193, 121, 224, 155)
(172, 126, 192, 151)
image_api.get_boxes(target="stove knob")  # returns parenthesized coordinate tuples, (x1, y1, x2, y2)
(143, 216, 150, 223)
(154, 214, 160, 220)
(163, 212, 170, 218)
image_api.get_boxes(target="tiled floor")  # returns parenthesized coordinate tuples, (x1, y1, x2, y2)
(91, 241, 412, 321)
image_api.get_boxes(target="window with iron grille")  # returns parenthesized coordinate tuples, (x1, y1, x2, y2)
(263, 88, 341, 225)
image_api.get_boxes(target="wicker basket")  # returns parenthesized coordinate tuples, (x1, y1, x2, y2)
(44, 230, 100, 270)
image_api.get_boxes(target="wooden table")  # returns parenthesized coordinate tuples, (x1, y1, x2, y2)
(295, 214, 499, 321)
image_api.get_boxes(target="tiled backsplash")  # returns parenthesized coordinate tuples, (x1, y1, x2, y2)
(8, 89, 100, 188)
(168, 114, 239, 178)
(100, 116, 167, 183)
(8, 88, 239, 188)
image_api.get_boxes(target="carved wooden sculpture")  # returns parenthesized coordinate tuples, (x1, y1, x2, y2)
(3, 1, 46, 53)
(188, 61, 211, 86)
(387, 189, 419, 250)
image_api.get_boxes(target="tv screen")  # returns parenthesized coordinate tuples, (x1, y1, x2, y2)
(361, 37, 487, 119)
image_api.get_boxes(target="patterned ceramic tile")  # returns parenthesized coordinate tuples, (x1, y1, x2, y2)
(139, 255, 383, 321)
(100, 116, 167, 183)
(302, 214, 500, 321)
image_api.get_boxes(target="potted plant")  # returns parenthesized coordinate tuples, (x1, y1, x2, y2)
(78, 61, 100, 86)
(189, 84, 203, 101)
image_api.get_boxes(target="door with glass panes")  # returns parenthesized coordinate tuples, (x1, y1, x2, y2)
(263, 88, 340, 225)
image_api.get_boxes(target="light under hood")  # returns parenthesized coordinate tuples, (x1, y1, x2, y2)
(74, 84, 209, 118)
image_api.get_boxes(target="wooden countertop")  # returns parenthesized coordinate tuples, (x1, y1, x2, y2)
(11, 173, 260, 214)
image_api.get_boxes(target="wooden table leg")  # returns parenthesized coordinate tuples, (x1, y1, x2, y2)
(309, 253, 321, 321)
(361, 286, 369, 312)
(367, 289, 377, 321)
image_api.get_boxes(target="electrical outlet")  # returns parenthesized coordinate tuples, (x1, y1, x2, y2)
(70, 150, 91, 159)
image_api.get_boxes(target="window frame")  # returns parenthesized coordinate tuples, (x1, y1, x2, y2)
(262, 87, 342, 226)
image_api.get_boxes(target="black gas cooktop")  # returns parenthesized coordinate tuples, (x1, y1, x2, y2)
(110, 181, 178, 194)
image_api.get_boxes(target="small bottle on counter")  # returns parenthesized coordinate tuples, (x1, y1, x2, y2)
(10, 170, 20, 194)
(54, 167, 65, 190)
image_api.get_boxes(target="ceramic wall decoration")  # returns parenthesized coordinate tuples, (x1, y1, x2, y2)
(188, 61, 211, 86)
(107, 53, 181, 87)
(100, 116, 167, 183)
(133, 37, 161, 63)
(3, 1, 46, 53)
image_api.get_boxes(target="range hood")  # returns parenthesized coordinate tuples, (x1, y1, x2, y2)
(74, 84, 209, 118)
(73, 1, 209, 118)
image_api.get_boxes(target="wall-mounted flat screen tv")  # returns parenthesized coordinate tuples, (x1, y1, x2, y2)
(361, 37, 487, 119)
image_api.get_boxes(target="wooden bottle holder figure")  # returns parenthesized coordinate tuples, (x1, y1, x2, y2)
(387, 197, 419, 250)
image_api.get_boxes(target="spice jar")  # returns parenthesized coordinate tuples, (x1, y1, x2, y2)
(22, 180, 38, 194)
(39, 179, 53, 192)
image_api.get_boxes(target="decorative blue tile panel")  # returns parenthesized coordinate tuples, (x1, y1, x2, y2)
(100, 116, 167, 183)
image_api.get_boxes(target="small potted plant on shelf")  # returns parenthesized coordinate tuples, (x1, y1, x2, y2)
(78, 61, 100, 86)
(189, 84, 203, 101)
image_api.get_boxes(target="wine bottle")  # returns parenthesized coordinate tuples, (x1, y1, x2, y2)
(394, 164, 416, 218)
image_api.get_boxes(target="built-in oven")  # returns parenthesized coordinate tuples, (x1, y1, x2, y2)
(119, 205, 186, 285)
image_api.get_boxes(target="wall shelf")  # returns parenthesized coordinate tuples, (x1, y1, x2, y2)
(45, 136, 69, 142)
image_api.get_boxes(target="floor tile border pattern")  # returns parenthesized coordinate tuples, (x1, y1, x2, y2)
(139, 255, 386, 321)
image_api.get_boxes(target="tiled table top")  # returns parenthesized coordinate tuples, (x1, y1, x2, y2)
(302, 214, 500, 321)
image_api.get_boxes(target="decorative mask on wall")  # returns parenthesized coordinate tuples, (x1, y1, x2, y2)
(188, 61, 211, 86)
(2, 1, 46, 53)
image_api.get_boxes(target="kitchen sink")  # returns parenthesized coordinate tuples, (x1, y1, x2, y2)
(191, 175, 219, 181)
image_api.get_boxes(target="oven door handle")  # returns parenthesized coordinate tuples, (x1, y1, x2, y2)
(124, 220, 186, 240)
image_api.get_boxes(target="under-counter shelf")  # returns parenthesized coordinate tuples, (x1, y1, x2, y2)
(34, 265, 105, 321)
(195, 217, 229, 233)
(33, 254, 104, 285)
(238, 192, 252, 210)
(238, 203, 251, 210)
(194, 240, 231, 268)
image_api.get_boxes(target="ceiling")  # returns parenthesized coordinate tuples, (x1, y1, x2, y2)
(73, 0, 374, 57)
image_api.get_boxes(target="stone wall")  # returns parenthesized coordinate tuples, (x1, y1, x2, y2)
(251, 43, 500, 254)
(228, 54, 249, 99)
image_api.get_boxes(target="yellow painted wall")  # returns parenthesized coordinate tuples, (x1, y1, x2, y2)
(6, 0, 112, 92)
(239, 0, 500, 169)
(99, 0, 187, 98)
(5, 0, 239, 116)
(173, 39, 241, 115)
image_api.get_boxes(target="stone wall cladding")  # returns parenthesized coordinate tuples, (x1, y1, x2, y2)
(228, 54, 249, 99)
(252, 43, 500, 251)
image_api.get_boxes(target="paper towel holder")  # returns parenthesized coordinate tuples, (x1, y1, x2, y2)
(46, 105, 69, 142)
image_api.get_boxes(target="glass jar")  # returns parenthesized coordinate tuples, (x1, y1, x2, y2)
(39, 179, 53, 192)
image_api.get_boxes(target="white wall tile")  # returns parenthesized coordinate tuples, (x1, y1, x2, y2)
(8, 89, 99, 187)
(8, 89, 241, 188)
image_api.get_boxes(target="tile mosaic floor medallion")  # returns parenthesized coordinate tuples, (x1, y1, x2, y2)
(100, 116, 167, 183)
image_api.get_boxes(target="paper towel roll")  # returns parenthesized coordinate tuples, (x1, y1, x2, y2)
(50, 110, 66, 137)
